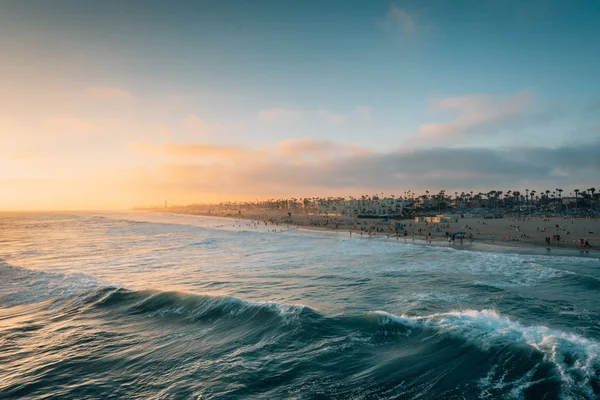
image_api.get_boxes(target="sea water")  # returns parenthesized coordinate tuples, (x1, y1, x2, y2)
(1, 212, 599, 399)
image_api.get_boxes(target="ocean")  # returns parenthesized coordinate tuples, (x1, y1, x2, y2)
(1, 212, 599, 399)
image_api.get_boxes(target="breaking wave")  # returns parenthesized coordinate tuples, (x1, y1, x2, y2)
(2, 269, 598, 399)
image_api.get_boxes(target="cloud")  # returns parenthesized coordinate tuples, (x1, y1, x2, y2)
(131, 138, 369, 164)
(130, 141, 250, 160)
(389, 5, 416, 34)
(381, 4, 416, 36)
(86, 86, 133, 100)
(316, 109, 346, 124)
(276, 139, 338, 156)
(417, 91, 533, 139)
(276, 139, 371, 161)
(129, 137, 600, 196)
(183, 114, 223, 135)
(43, 117, 96, 133)
(257, 108, 302, 122)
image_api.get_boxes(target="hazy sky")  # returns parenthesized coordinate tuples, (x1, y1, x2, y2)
(1, 0, 599, 210)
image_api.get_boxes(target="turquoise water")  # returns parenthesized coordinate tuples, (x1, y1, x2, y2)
(1, 212, 599, 399)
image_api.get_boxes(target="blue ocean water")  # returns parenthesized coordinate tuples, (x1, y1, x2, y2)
(1, 212, 599, 399)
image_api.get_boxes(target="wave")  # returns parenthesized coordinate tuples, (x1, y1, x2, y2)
(82, 215, 150, 226)
(184, 237, 220, 247)
(4, 262, 598, 378)
(0, 261, 120, 308)
(61, 287, 598, 396)
(88, 288, 318, 327)
(56, 290, 598, 398)
(2, 260, 598, 398)
(375, 309, 600, 398)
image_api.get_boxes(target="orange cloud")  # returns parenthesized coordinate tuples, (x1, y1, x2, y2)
(130, 141, 250, 160)
(126, 140, 600, 203)
(132, 138, 371, 164)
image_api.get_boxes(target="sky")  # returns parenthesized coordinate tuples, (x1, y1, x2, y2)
(1, 0, 599, 210)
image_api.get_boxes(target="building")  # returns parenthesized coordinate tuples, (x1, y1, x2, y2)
(318, 198, 408, 217)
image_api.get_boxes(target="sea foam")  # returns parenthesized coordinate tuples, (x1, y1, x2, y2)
(373, 309, 599, 398)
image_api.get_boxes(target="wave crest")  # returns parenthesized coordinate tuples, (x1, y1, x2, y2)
(92, 289, 319, 328)
(372, 309, 600, 398)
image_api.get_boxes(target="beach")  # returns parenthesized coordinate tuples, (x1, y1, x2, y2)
(164, 208, 600, 256)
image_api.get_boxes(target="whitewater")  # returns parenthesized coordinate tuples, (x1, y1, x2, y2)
(1, 212, 599, 399)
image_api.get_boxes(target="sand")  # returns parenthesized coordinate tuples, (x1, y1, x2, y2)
(163, 208, 600, 257)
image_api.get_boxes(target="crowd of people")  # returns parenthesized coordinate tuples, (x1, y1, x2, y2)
(187, 208, 599, 254)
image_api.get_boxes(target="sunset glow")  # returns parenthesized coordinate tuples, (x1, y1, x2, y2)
(2, 3, 600, 398)
(1, 1, 599, 210)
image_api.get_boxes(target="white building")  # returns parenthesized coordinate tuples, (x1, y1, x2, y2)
(318, 198, 408, 217)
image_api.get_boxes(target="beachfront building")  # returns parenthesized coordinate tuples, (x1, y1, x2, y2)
(414, 197, 443, 209)
(318, 197, 408, 217)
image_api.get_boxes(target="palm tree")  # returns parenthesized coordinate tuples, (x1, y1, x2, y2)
(488, 190, 496, 209)
(589, 188, 596, 210)
(557, 188, 563, 212)
(574, 189, 580, 215)
(437, 190, 446, 211)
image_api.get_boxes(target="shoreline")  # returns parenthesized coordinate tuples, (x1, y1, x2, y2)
(296, 224, 599, 259)
(146, 210, 600, 259)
